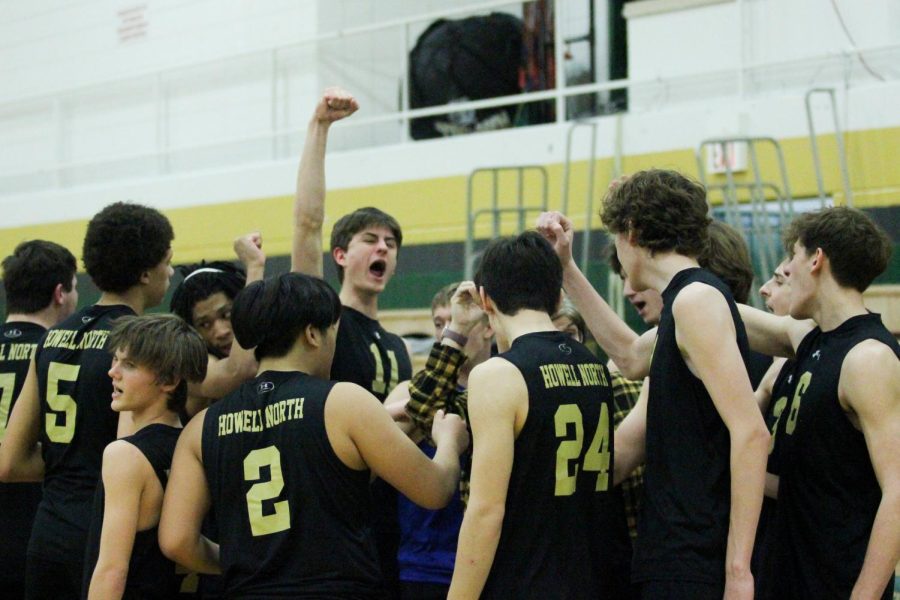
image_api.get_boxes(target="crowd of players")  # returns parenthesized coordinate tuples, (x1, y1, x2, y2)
(0, 88, 896, 600)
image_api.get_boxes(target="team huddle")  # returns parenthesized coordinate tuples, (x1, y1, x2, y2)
(0, 89, 897, 600)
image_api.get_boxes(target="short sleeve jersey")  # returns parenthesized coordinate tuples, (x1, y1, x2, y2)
(633, 268, 752, 586)
(82, 424, 185, 599)
(774, 313, 898, 600)
(0, 322, 45, 573)
(330, 307, 411, 403)
(481, 331, 632, 599)
(202, 371, 383, 598)
(28, 304, 135, 564)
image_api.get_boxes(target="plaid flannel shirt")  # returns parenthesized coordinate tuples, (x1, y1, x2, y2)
(610, 370, 645, 540)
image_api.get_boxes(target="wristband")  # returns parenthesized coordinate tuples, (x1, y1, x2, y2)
(441, 327, 468, 347)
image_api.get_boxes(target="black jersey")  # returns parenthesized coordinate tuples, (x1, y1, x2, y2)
(774, 313, 898, 600)
(82, 424, 185, 599)
(0, 322, 45, 578)
(331, 306, 411, 403)
(27, 304, 134, 565)
(751, 357, 794, 600)
(481, 331, 631, 599)
(633, 268, 752, 587)
(202, 370, 383, 598)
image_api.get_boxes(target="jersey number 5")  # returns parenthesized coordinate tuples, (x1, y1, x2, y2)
(244, 446, 291, 536)
(554, 403, 611, 496)
(46, 362, 80, 443)
(0, 372, 16, 441)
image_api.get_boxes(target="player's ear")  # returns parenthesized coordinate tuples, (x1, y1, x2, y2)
(159, 376, 181, 396)
(810, 247, 825, 274)
(139, 269, 151, 285)
(332, 246, 347, 267)
(52, 282, 66, 305)
(479, 287, 495, 315)
(303, 323, 322, 349)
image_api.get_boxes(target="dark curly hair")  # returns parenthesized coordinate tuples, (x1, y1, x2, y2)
(601, 169, 711, 257)
(169, 261, 246, 326)
(700, 220, 755, 304)
(783, 207, 891, 293)
(82, 202, 174, 293)
(2, 240, 77, 314)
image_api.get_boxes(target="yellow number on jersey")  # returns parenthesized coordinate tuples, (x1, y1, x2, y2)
(785, 371, 812, 435)
(554, 403, 611, 496)
(768, 396, 788, 453)
(0, 372, 16, 441)
(369, 343, 399, 396)
(45, 362, 80, 443)
(244, 446, 290, 536)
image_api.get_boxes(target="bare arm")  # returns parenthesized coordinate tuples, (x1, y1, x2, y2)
(291, 88, 359, 275)
(448, 359, 522, 599)
(841, 341, 900, 599)
(613, 378, 648, 485)
(536, 212, 650, 378)
(675, 284, 770, 598)
(87, 441, 147, 600)
(329, 383, 467, 509)
(756, 358, 787, 500)
(737, 304, 813, 359)
(159, 412, 221, 574)
(0, 358, 44, 481)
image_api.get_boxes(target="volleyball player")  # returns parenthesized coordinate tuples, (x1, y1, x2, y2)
(738, 207, 899, 599)
(291, 87, 412, 593)
(0, 202, 175, 599)
(83, 315, 207, 599)
(0, 240, 78, 598)
(449, 231, 630, 599)
(170, 232, 266, 416)
(538, 169, 769, 599)
(159, 272, 468, 598)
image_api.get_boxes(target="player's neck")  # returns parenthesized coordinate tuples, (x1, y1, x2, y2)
(494, 310, 556, 347)
(339, 286, 379, 320)
(96, 289, 149, 315)
(258, 346, 329, 379)
(5, 310, 56, 330)
(809, 279, 868, 332)
(642, 252, 701, 293)
(130, 403, 181, 431)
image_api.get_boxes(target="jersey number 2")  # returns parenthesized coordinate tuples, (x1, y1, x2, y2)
(244, 446, 291, 536)
(554, 403, 611, 496)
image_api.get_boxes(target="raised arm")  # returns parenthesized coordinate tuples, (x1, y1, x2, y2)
(448, 358, 523, 599)
(536, 212, 649, 378)
(840, 340, 900, 599)
(675, 284, 770, 599)
(737, 304, 813, 359)
(330, 382, 467, 509)
(159, 412, 221, 575)
(291, 88, 359, 276)
(0, 358, 44, 482)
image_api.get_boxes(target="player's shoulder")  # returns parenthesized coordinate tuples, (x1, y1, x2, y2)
(843, 338, 899, 373)
(102, 438, 151, 478)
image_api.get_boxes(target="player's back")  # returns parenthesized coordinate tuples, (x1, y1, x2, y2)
(202, 370, 383, 598)
(0, 322, 46, 581)
(30, 304, 134, 565)
(481, 331, 630, 599)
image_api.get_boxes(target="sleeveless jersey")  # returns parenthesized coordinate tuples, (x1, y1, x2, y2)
(481, 331, 631, 599)
(202, 370, 383, 598)
(28, 304, 135, 564)
(82, 424, 186, 599)
(330, 307, 411, 403)
(774, 313, 898, 600)
(0, 321, 45, 577)
(751, 358, 794, 600)
(633, 268, 752, 586)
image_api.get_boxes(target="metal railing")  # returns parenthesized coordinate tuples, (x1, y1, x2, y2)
(805, 87, 853, 207)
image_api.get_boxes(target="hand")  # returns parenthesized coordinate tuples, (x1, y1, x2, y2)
(233, 232, 265, 269)
(385, 399, 410, 423)
(535, 211, 574, 268)
(431, 410, 469, 454)
(723, 570, 753, 600)
(312, 87, 359, 124)
(449, 281, 485, 336)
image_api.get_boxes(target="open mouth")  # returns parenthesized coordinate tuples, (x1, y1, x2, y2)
(112, 385, 123, 399)
(633, 301, 647, 313)
(369, 259, 387, 278)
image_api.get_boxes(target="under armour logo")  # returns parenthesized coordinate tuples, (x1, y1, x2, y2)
(374, 331, 381, 340)
(256, 381, 274, 394)
(787, 375, 793, 384)
(82, 316, 93, 324)
(4, 329, 22, 338)
(812, 350, 821, 361)
(558, 343, 572, 355)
